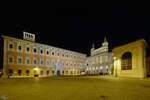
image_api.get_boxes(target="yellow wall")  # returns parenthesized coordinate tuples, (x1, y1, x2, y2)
(113, 39, 148, 78)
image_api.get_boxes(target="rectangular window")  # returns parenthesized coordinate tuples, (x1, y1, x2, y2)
(33, 47, 37, 54)
(33, 58, 37, 65)
(62, 52, 64, 57)
(8, 56, 13, 64)
(46, 48, 49, 56)
(52, 60, 55, 66)
(40, 59, 44, 66)
(26, 57, 30, 65)
(46, 59, 50, 67)
(8, 41, 14, 50)
(17, 56, 22, 64)
(40, 47, 44, 55)
(26, 45, 30, 53)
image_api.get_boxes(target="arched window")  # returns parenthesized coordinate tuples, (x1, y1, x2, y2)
(121, 52, 132, 70)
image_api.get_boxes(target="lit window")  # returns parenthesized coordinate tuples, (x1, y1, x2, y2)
(17, 56, 22, 64)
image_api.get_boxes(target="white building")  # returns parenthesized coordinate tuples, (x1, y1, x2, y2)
(86, 37, 114, 75)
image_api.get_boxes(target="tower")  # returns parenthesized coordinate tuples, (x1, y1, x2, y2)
(91, 43, 95, 56)
(102, 36, 108, 52)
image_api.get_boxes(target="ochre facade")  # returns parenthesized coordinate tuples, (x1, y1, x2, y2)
(2, 34, 86, 77)
(113, 39, 148, 78)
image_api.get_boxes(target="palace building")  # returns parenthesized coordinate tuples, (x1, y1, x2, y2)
(85, 37, 114, 75)
(1, 32, 86, 77)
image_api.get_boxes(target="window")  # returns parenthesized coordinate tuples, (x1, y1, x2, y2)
(17, 42, 22, 52)
(121, 52, 132, 70)
(26, 70, 30, 76)
(26, 45, 30, 53)
(33, 58, 37, 65)
(40, 47, 44, 54)
(57, 51, 60, 57)
(52, 60, 55, 66)
(46, 48, 49, 55)
(66, 62, 68, 67)
(47, 70, 49, 76)
(18, 69, 22, 76)
(62, 52, 64, 57)
(70, 62, 72, 67)
(52, 49, 55, 56)
(8, 56, 13, 64)
(62, 61, 64, 66)
(52, 70, 55, 75)
(18, 45, 22, 51)
(62, 70, 64, 75)
(46, 59, 50, 67)
(8, 41, 13, 50)
(70, 53, 72, 58)
(33, 47, 37, 54)
(66, 53, 68, 58)
(17, 56, 22, 64)
(26, 57, 30, 65)
(74, 63, 76, 67)
(40, 59, 44, 66)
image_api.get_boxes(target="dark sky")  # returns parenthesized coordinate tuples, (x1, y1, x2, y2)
(0, 1, 150, 68)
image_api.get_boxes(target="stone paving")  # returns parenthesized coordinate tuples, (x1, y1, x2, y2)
(0, 76, 150, 100)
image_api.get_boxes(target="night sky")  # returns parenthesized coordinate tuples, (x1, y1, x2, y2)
(0, 1, 150, 68)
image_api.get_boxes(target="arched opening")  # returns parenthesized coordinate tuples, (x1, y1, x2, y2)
(121, 52, 132, 70)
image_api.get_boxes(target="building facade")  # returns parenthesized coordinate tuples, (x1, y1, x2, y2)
(113, 39, 148, 78)
(2, 32, 86, 77)
(85, 37, 114, 75)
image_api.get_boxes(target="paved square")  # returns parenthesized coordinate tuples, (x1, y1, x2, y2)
(0, 76, 150, 100)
